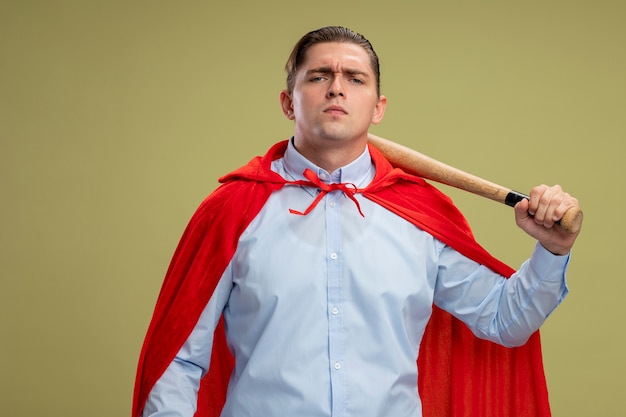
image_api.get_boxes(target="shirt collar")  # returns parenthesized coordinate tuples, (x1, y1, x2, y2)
(283, 137, 375, 187)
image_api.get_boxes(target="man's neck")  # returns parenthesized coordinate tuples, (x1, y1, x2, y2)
(292, 135, 368, 173)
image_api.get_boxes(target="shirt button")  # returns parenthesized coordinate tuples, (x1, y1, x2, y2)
(331, 307, 339, 315)
(334, 362, 341, 370)
(329, 201, 336, 208)
(330, 253, 338, 260)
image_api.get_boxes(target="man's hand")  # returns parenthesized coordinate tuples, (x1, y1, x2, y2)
(514, 184, 582, 255)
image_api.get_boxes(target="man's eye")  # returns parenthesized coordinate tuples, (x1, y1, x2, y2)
(350, 78, 364, 85)
(310, 76, 326, 82)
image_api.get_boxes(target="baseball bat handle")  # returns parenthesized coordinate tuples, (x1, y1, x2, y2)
(368, 133, 583, 234)
(503, 190, 583, 234)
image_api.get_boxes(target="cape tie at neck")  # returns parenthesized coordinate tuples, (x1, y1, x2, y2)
(287, 168, 365, 217)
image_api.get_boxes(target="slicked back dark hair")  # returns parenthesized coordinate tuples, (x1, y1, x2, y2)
(285, 26, 381, 96)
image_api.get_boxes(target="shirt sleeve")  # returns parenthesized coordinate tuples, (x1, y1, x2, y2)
(142, 265, 234, 417)
(433, 242, 570, 347)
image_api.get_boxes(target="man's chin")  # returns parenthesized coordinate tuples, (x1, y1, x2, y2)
(316, 128, 360, 143)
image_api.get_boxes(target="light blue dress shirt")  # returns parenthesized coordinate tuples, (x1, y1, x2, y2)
(143, 140, 569, 417)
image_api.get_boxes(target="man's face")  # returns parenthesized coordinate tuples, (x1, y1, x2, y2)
(281, 42, 386, 146)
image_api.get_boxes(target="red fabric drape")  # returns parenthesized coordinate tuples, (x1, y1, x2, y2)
(133, 140, 551, 417)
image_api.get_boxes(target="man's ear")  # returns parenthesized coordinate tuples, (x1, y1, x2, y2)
(371, 95, 387, 125)
(280, 90, 295, 120)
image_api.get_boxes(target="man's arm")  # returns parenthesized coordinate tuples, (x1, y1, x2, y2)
(433, 183, 580, 347)
(434, 241, 569, 347)
(142, 270, 233, 417)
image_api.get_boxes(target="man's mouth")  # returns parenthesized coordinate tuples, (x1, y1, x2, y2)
(324, 105, 347, 115)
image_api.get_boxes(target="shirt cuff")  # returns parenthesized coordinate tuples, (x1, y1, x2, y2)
(529, 241, 570, 282)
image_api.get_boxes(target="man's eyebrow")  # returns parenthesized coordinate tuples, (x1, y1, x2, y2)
(306, 67, 370, 77)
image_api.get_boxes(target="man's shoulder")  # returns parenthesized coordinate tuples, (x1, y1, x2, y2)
(186, 172, 280, 237)
(196, 179, 262, 217)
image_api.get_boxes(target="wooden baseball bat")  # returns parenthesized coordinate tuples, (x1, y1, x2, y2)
(368, 133, 583, 234)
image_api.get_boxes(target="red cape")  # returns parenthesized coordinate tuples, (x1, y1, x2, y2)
(133, 141, 551, 417)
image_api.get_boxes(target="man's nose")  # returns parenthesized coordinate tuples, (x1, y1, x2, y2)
(326, 77, 344, 98)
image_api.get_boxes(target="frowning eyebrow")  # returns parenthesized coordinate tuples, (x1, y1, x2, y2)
(306, 66, 370, 78)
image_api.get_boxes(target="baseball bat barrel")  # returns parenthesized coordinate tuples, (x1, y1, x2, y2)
(367, 133, 583, 234)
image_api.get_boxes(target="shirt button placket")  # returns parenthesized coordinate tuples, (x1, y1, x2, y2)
(325, 180, 345, 415)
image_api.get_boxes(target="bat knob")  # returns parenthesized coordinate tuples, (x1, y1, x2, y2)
(560, 207, 583, 234)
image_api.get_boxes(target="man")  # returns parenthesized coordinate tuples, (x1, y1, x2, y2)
(133, 26, 581, 417)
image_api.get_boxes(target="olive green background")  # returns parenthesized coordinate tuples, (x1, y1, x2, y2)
(1, 1, 624, 416)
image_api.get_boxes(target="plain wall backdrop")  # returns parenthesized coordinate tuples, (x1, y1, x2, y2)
(1, 1, 624, 416)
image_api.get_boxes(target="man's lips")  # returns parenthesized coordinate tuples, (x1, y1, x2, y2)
(324, 105, 347, 115)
